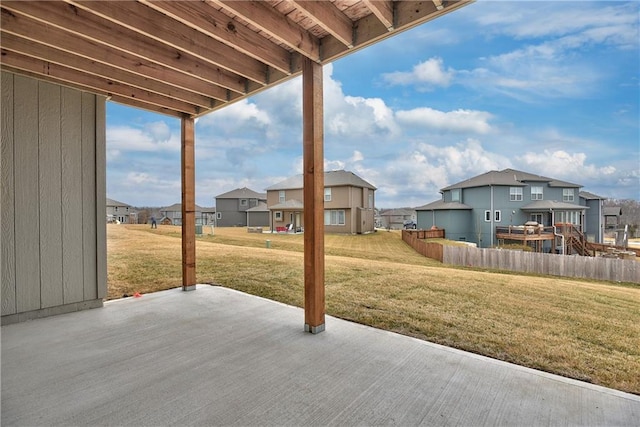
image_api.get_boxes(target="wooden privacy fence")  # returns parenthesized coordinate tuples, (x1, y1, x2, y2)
(402, 229, 444, 262)
(443, 245, 640, 284)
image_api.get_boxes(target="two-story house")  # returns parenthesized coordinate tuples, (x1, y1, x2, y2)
(378, 208, 416, 230)
(106, 198, 136, 224)
(416, 169, 605, 250)
(265, 170, 376, 234)
(160, 203, 213, 226)
(215, 187, 267, 227)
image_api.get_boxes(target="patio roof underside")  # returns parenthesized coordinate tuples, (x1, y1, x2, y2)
(0, 0, 471, 118)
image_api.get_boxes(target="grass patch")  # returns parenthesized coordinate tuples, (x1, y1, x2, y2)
(108, 224, 640, 395)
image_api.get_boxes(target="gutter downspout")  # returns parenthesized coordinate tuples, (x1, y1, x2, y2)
(551, 209, 564, 255)
(490, 185, 494, 247)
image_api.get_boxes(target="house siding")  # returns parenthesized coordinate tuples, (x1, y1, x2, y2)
(1, 72, 106, 324)
(216, 198, 248, 226)
(582, 198, 603, 243)
(266, 179, 375, 234)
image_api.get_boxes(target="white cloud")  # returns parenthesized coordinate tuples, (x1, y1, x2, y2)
(382, 57, 454, 88)
(144, 121, 171, 142)
(475, 1, 639, 49)
(396, 108, 493, 134)
(107, 125, 179, 152)
(516, 150, 617, 184)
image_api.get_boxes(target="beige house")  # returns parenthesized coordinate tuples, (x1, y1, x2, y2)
(266, 170, 376, 234)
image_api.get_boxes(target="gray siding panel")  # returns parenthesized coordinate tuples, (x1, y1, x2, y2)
(82, 92, 97, 301)
(1, 72, 105, 323)
(14, 75, 41, 313)
(1, 72, 16, 315)
(95, 97, 107, 299)
(61, 88, 85, 304)
(39, 82, 64, 309)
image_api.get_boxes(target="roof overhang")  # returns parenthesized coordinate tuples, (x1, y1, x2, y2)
(0, 0, 473, 118)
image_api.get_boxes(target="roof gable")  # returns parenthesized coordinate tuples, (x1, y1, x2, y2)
(106, 197, 131, 207)
(265, 170, 376, 191)
(216, 187, 266, 200)
(441, 168, 581, 192)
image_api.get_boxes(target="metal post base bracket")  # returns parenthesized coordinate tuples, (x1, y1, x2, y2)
(182, 285, 197, 292)
(304, 323, 325, 334)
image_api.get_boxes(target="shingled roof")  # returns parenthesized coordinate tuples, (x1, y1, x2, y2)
(441, 169, 581, 192)
(265, 170, 376, 191)
(216, 187, 266, 200)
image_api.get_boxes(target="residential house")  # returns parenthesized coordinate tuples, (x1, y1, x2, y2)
(265, 170, 376, 234)
(160, 203, 213, 226)
(246, 202, 270, 228)
(579, 191, 606, 242)
(379, 208, 416, 230)
(215, 187, 266, 227)
(603, 206, 623, 230)
(416, 169, 605, 251)
(106, 198, 136, 224)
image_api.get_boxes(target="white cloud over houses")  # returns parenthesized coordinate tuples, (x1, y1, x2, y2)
(396, 108, 494, 134)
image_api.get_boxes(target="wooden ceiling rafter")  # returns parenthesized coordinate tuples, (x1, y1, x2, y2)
(0, 0, 473, 118)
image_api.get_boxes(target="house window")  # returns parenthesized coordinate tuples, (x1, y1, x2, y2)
(484, 210, 491, 222)
(279, 190, 285, 203)
(494, 210, 501, 222)
(216, 212, 222, 220)
(451, 188, 461, 202)
(531, 186, 543, 200)
(510, 187, 523, 201)
(368, 192, 373, 209)
(563, 188, 574, 202)
(274, 211, 283, 221)
(530, 213, 543, 224)
(324, 187, 331, 202)
(557, 211, 580, 225)
(324, 210, 345, 226)
(240, 199, 248, 206)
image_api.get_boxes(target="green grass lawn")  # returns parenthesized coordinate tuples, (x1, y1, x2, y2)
(108, 224, 640, 395)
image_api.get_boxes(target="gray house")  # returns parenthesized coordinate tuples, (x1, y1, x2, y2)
(379, 208, 416, 230)
(416, 169, 605, 249)
(215, 187, 266, 227)
(160, 203, 213, 226)
(603, 206, 623, 230)
(106, 197, 136, 224)
(246, 202, 270, 228)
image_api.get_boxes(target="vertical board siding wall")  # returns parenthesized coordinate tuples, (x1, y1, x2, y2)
(1, 72, 107, 324)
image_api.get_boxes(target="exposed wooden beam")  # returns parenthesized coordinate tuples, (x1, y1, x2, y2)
(302, 57, 325, 334)
(140, 0, 292, 75)
(289, 0, 354, 48)
(322, 0, 471, 63)
(432, 0, 446, 11)
(362, 0, 394, 30)
(67, 0, 268, 85)
(1, 2, 248, 94)
(0, 50, 199, 115)
(212, 0, 321, 62)
(181, 116, 196, 291)
(1, 33, 216, 110)
(0, 10, 231, 103)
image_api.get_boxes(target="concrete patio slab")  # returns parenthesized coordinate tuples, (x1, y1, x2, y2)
(2, 285, 638, 426)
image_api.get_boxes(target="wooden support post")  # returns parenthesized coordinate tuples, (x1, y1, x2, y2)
(302, 57, 325, 334)
(181, 116, 196, 291)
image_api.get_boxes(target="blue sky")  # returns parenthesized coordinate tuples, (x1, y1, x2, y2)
(106, 0, 639, 209)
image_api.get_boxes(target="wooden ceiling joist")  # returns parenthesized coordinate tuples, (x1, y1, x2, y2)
(0, 0, 473, 118)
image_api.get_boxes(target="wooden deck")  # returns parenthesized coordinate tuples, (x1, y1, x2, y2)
(496, 226, 556, 244)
